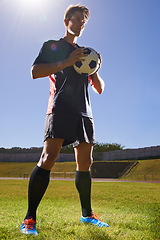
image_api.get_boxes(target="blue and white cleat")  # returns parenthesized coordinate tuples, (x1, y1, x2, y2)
(20, 218, 38, 235)
(81, 214, 109, 228)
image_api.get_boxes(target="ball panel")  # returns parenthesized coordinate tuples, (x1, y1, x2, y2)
(75, 61, 83, 68)
(89, 60, 97, 69)
(85, 48, 91, 54)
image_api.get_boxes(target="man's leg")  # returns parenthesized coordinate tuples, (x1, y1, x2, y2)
(21, 138, 63, 235)
(74, 142, 109, 227)
(74, 142, 93, 217)
(26, 138, 64, 220)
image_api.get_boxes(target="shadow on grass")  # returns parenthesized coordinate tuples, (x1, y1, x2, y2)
(149, 204, 160, 239)
(85, 227, 111, 240)
(36, 223, 111, 240)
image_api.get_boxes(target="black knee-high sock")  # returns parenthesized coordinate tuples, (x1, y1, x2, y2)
(75, 170, 92, 217)
(25, 166, 50, 221)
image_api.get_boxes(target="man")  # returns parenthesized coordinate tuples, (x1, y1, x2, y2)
(20, 4, 109, 235)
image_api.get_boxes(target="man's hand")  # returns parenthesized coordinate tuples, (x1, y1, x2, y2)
(94, 52, 102, 74)
(66, 47, 88, 67)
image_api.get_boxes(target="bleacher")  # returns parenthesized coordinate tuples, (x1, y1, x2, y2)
(91, 161, 137, 178)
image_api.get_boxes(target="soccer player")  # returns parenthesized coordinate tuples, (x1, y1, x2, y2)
(20, 4, 109, 235)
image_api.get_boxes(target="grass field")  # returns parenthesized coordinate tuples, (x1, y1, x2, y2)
(0, 179, 160, 239)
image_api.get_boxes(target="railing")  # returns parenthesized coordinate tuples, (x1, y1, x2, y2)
(22, 172, 75, 179)
(121, 173, 159, 181)
(24, 173, 29, 179)
(50, 172, 75, 179)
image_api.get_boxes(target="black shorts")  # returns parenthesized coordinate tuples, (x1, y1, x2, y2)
(44, 113, 96, 147)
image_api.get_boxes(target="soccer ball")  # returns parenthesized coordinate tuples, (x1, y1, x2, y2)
(73, 47, 100, 75)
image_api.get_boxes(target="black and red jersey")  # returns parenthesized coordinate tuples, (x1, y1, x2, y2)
(33, 38, 93, 118)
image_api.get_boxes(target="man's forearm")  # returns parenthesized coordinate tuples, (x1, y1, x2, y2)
(91, 72, 105, 94)
(31, 60, 69, 79)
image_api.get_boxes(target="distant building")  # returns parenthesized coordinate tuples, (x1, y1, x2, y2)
(94, 145, 160, 161)
(0, 152, 75, 162)
(0, 145, 160, 162)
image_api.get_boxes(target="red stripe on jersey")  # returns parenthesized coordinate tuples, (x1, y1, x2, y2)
(46, 74, 56, 114)
(89, 75, 94, 86)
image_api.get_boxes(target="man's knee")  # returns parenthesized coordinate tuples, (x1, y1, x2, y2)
(38, 151, 57, 170)
(74, 142, 93, 171)
(42, 150, 58, 163)
(76, 156, 93, 171)
(37, 138, 63, 170)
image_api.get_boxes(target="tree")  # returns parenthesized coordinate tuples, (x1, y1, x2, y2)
(93, 143, 124, 152)
(0, 143, 124, 154)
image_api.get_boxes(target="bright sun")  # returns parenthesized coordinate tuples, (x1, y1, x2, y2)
(13, 0, 48, 22)
(19, 0, 44, 7)
(14, 0, 46, 13)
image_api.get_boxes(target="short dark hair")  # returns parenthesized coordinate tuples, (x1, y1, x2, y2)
(64, 4, 90, 22)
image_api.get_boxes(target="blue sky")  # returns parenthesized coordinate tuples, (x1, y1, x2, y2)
(0, 0, 160, 149)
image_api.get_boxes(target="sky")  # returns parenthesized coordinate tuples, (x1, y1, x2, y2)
(0, 0, 160, 149)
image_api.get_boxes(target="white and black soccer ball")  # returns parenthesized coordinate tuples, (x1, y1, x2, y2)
(73, 47, 100, 75)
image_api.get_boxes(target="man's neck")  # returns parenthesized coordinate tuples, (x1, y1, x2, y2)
(63, 32, 77, 45)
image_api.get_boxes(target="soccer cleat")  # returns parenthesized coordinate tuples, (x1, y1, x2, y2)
(81, 214, 109, 228)
(20, 218, 38, 235)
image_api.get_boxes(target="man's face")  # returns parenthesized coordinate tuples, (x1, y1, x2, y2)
(66, 11, 86, 37)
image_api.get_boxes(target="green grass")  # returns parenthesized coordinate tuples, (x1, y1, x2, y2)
(0, 162, 76, 178)
(0, 180, 160, 239)
(123, 159, 160, 181)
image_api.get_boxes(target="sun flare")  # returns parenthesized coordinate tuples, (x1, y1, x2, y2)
(13, 0, 47, 16)
(16, 0, 45, 8)
(12, 0, 49, 24)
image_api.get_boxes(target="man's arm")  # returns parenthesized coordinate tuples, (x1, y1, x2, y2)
(31, 47, 87, 79)
(91, 72, 105, 94)
(31, 61, 68, 79)
(90, 53, 104, 94)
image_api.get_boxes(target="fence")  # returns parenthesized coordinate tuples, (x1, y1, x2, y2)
(0, 153, 75, 162)
(22, 172, 75, 179)
(0, 146, 160, 162)
(121, 173, 159, 181)
(50, 172, 75, 179)
(94, 145, 160, 161)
